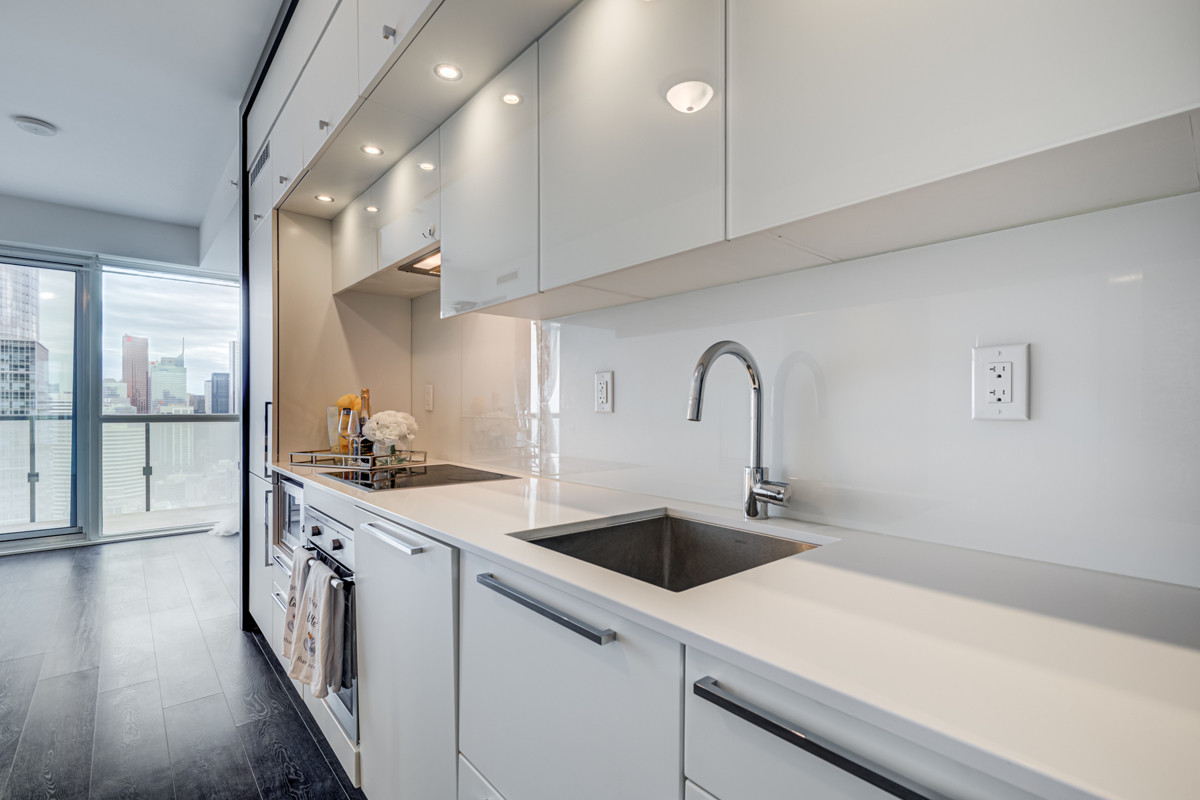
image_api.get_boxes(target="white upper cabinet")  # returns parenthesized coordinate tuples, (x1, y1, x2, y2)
(726, 0, 1200, 238)
(538, 0, 725, 292)
(298, 0, 360, 169)
(440, 44, 539, 317)
(247, 0, 340, 161)
(331, 194, 378, 293)
(376, 129, 440, 271)
(357, 0, 437, 95)
(248, 143, 272, 236)
(271, 98, 305, 205)
(247, 220, 275, 476)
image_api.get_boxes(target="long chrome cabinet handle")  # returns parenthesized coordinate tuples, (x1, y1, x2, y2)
(477, 573, 616, 646)
(361, 521, 425, 555)
(272, 591, 287, 612)
(693, 677, 932, 800)
(272, 554, 292, 577)
(263, 488, 273, 567)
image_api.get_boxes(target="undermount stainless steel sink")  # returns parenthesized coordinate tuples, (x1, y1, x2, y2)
(522, 515, 819, 592)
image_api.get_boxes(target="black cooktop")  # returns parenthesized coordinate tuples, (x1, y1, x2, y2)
(324, 463, 517, 492)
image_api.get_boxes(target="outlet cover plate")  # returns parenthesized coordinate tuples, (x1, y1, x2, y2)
(595, 371, 613, 413)
(972, 344, 1029, 420)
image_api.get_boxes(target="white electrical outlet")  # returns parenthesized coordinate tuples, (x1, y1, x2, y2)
(972, 344, 1029, 420)
(595, 371, 613, 413)
(424, 384, 434, 412)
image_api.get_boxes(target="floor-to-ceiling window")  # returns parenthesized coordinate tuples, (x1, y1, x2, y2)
(0, 250, 241, 545)
(0, 261, 79, 541)
(99, 267, 241, 536)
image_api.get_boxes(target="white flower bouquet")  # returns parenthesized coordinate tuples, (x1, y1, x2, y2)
(363, 410, 418, 460)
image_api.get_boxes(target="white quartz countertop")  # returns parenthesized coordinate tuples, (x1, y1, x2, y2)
(274, 460, 1200, 800)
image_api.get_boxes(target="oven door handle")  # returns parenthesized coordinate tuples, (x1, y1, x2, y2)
(361, 520, 426, 555)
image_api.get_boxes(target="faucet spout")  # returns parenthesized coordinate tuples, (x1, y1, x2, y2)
(687, 341, 789, 518)
(687, 341, 762, 470)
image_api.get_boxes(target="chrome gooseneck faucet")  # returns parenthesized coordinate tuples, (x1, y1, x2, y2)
(687, 341, 791, 519)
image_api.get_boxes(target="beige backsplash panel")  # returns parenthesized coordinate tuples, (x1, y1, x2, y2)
(411, 193, 1200, 588)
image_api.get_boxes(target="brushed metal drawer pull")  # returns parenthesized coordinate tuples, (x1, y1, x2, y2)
(693, 677, 932, 800)
(272, 591, 287, 612)
(272, 554, 292, 577)
(362, 521, 425, 555)
(477, 573, 615, 646)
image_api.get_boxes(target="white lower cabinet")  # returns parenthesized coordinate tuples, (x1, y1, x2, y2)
(686, 780, 721, 800)
(269, 580, 287, 665)
(248, 476, 274, 634)
(458, 755, 507, 800)
(685, 648, 1022, 800)
(459, 552, 682, 800)
(357, 512, 457, 800)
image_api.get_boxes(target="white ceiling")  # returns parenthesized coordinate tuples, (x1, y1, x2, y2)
(0, 0, 281, 227)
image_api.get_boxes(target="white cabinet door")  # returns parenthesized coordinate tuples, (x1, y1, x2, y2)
(459, 552, 682, 800)
(538, 0, 724, 291)
(357, 0, 435, 94)
(357, 514, 457, 800)
(726, 0, 1200, 238)
(458, 755, 507, 800)
(440, 44, 539, 317)
(269, 579, 287, 661)
(375, 129, 440, 271)
(248, 476, 274, 634)
(299, 0, 359, 168)
(271, 98, 305, 205)
(332, 197, 378, 293)
(685, 648, 954, 800)
(248, 143, 272, 236)
(247, 221, 274, 478)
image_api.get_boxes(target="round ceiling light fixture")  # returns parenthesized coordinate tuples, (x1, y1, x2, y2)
(434, 64, 462, 81)
(360, 145, 383, 156)
(418, 162, 436, 171)
(315, 194, 335, 203)
(501, 93, 522, 105)
(366, 206, 379, 213)
(14, 116, 58, 137)
(665, 81, 714, 114)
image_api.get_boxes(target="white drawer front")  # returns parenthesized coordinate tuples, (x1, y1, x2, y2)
(685, 649, 1033, 800)
(459, 552, 682, 800)
(458, 755, 507, 800)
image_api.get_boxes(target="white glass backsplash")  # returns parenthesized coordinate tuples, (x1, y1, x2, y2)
(411, 192, 1200, 587)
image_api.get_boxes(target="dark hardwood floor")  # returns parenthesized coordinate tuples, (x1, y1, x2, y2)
(0, 534, 363, 800)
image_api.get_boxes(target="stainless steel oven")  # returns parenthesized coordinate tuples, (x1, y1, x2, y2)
(277, 476, 304, 553)
(303, 505, 357, 743)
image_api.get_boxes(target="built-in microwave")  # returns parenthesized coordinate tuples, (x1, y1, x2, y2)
(277, 476, 304, 554)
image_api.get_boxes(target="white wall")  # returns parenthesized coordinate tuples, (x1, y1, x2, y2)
(412, 192, 1200, 588)
(199, 147, 241, 265)
(0, 192, 200, 266)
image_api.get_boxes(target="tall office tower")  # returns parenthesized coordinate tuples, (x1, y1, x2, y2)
(228, 341, 241, 413)
(122, 335, 149, 413)
(0, 264, 38, 340)
(150, 346, 187, 413)
(204, 379, 213, 415)
(210, 372, 230, 414)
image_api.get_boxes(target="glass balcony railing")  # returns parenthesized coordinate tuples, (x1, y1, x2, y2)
(101, 418, 239, 536)
(0, 414, 75, 535)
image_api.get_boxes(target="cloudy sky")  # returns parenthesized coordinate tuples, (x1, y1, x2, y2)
(102, 270, 240, 395)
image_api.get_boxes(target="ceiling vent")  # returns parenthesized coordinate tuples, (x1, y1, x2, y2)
(250, 142, 270, 186)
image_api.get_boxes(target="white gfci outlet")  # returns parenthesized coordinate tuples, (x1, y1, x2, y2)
(595, 371, 613, 413)
(972, 344, 1029, 420)
(424, 384, 434, 412)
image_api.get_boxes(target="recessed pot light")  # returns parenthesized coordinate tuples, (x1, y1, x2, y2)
(14, 116, 57, 137)
(360, 145, 383, 155)
(366, 206, 378, 213)
(315, 195, 335, 202)
(418, 162, 436, 171)
(502, 93, 522, 105)
(434, 64, 462, 81)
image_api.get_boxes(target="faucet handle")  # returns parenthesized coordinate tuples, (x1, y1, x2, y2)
(753, 478, 791, 507)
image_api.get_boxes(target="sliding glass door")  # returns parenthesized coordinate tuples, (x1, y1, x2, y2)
(0, 261, 80, 541)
